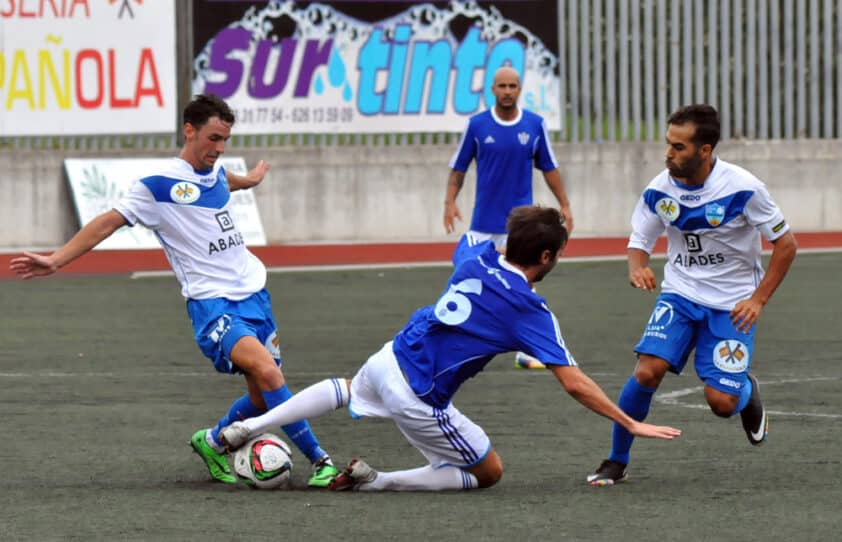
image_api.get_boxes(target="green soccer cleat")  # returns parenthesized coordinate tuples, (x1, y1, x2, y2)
(307, 457, 340, 488)
(190, 429, 237, 484)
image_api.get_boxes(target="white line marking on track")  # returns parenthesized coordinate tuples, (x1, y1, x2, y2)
(655, 377, 842, 419)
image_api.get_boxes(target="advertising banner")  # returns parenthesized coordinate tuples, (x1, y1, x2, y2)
(192, 1, 560, 134)
(65, 158, 267, 250)
(0, 0, 177, 136)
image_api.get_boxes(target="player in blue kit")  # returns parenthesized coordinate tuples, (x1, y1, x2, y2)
(444, 66, 575, 370)
(587, 105, 798, 486)
(219, 206, 681, 491)
(9, 94, 339, 488)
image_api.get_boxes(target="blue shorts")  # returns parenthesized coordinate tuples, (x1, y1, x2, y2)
(186, 289, 282, 374)
(634, 293, 755, 395)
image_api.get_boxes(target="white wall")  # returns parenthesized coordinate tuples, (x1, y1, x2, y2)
(1, 140, 839, 248)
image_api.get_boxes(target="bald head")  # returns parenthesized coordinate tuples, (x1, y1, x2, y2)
(493, 66, 521, 86)
(491, 66, 522, 117)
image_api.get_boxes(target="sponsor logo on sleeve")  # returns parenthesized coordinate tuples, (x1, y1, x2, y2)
(655, 197, 680, 222)
(772, 220, 786, 233)
(170, 182, 200, 204)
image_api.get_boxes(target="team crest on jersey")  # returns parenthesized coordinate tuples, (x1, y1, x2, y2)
(705, 202, 726, 226)
(655, 197, 680, 222)
(170, 182, 200, 204)
(712, 340, 749, 373)
(518, 132, 530, 145)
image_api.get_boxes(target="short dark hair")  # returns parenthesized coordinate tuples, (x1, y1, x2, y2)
(505, 206, 568, 267)
(183, 94, 235, 129)
(668, 104, 720, 149)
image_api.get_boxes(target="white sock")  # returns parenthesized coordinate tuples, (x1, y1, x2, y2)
(244, 378, 350, 434)
(361, 465, 478, 491)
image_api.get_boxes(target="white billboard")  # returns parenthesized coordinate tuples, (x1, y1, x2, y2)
(64, 157, 267, 250)
(0, 0, 177, 136)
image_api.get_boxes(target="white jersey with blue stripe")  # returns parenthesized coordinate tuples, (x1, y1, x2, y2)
(629, 158, 789, 310)
(392, 241, 576, 409)
(449, 108, 558, 234)
(114, 158, 266, 300)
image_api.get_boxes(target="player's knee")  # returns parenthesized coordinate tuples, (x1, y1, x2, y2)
(250, 361, 284, 389)
(709, 402, 733, 418)
(633, 359, 667, 388)
(476, 463, 503, 488)
(705, 388, 738, 418)
(471, 452, 503, 488)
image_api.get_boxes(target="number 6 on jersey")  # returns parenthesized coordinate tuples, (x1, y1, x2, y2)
(434, 279, 483, 325)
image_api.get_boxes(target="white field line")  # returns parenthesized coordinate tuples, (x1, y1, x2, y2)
(129, 246, 842, 279)
(654, 376, 842, 419)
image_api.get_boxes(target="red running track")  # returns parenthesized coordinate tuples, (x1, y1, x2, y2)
(1, 232, 840, 279)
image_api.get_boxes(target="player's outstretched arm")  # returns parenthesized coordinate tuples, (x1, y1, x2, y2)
(9, 210, 127, 279)
(549, 365, 681, 440)
(227, 160, 270, 191)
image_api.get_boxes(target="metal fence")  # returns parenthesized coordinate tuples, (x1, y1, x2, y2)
(562, 0, 842, 142)
(3, 0, 840, 149)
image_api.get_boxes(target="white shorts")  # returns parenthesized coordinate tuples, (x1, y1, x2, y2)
(349, 341, 491, 468)
(465, 230, 507, 249)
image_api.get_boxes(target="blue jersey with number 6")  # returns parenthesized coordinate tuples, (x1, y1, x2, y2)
(392, 241, 576, 408)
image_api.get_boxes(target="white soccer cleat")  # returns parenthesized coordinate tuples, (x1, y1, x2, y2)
(328, 458, 379, 491)
(219, 421, 252, 451)
(514, 352, 546, 369)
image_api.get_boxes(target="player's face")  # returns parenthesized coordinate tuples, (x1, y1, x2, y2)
(492, 72, 521, 111)
(182, 116, 232, 170)
(664, 123, 705, 181)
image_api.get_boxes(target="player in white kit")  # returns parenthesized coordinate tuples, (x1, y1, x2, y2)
(9, 94, 339, 488)
(587, 104, 798, 486)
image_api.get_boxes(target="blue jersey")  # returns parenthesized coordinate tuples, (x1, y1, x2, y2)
(392, 242, 576, 409)
(449, 108, 558, 234)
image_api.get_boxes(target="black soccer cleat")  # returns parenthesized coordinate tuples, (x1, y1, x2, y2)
(587, 459, 628, 486)
(740, 374, 768, 445)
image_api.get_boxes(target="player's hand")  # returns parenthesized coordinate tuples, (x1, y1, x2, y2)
(629, 266, 657, 291)
(629, 421, 682, 440)
(9, 252, 58, 279)
(730, 297, 763, 333)
(244, 160, 270, 186)
(560, 205, 574, 234)
(443, 201, 462, 234)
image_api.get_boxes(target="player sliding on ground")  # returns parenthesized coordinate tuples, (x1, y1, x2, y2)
(220, 206, 681, 491)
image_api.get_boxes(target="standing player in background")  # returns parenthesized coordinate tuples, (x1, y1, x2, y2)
(587, 105, 797, 486)
(9, 94, 339, 488)
(219, 206, 681, 492)
(443, 66, 574, 370)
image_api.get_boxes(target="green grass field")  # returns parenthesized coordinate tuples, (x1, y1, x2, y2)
(1, 253, 840, 541)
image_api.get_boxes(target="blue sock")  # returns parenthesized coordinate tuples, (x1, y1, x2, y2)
(262, 385, 327, 464)
(210, 394, 263, 447)
(732, 377, 753, 415)
(608, 376, 657, 465)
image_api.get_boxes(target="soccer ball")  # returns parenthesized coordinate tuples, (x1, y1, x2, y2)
(232, 433, 293, 489)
